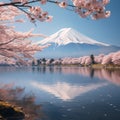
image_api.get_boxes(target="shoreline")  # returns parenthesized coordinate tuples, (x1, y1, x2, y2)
(32, 64, 120, 69)
(0, 100, 25, 120)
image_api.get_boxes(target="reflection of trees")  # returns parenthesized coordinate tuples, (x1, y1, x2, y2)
(59, 67, 120, 85)
(54, 67, 92, 77)
(49, 66, 54, 73)
(0, 84, 43, 120)
(32, 66, 46, 74)
(54, 67, 120, 85)
(32, 66, 120, 85)
(90, 69, 94, 78)
(94, 69, 120, 85)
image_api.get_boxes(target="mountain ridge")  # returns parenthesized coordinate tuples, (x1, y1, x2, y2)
(36, 28, 120, 58)
(37, 28, 110, 46)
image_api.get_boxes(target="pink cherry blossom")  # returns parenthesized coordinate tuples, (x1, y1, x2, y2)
(0, 5, 47, 65)
(111, 51, 120, 65)
(0, 0, 111, 21)
(40, 0, 47, 5)
(46, 16, 53, 22)
(59, 1, 67, 8)
(102, 0, 110, 5)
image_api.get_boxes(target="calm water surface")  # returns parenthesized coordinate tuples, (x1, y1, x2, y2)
(0, 66, 120, 120)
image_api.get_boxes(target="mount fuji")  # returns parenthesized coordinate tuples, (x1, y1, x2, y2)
(36, 28, 120, 58)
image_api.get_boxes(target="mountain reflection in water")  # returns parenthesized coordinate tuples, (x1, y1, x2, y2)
(0, 66, 120, 120)
(31, 81, 108, 101)
(31, 67, 120, 101)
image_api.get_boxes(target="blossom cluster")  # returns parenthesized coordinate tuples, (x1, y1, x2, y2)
(12, 0, 52, 22)
(40, 51, 120, 66)
(28, 6, 53, 22)
(0, 5, 48, 65)
(10, 0, 111, 21)
(72, 0, 110, 19)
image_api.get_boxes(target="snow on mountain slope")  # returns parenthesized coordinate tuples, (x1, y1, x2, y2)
(37, 28, 110, 46)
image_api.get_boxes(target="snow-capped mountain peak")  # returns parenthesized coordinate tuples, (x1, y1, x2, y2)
(37, 28, 110, 46)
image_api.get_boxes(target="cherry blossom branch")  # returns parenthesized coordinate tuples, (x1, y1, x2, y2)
(0, 0, 111, 21)
(0, 38, 16, 46)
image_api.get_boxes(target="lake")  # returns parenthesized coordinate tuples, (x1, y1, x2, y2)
(0, 66, 120, 120)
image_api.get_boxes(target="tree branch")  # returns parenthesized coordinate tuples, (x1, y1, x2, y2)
(0, 38, 16, 46)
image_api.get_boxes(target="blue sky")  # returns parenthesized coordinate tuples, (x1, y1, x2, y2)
(13, 0, 120, 46)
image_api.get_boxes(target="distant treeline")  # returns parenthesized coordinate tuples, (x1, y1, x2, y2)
(32, 51, 120, 67)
